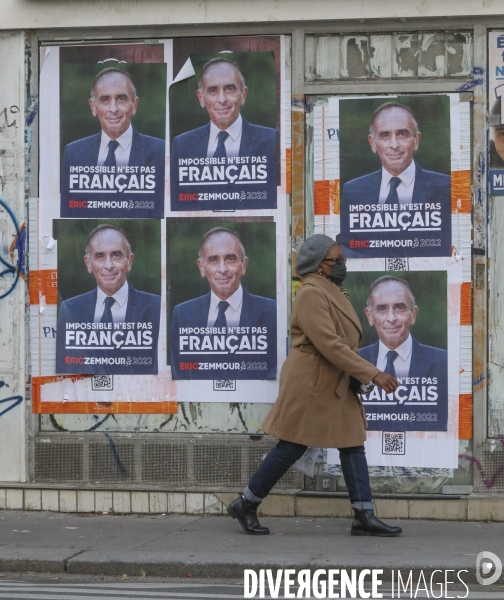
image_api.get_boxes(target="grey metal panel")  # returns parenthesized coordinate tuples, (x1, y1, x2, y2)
(33, 434, 303, 489)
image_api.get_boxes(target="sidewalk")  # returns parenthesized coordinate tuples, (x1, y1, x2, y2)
(0, 510, 503, 582)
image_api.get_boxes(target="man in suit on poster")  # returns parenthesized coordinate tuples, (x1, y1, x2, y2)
(170, 57, 276, 188)
(170, 227, 276, 379)
(359, 275, 447, 386)
(60, 67, 165, 212)
(490, 99, 504, 168)
(56, 224, 161, 374)
(341, 101, 450, 209)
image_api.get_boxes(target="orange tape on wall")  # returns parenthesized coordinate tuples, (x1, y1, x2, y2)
(32, 376, 178, 415)
(313, 172, 468, 217)
(29, 270, 58, 305)
(458, 393, 473, 439)
(314, 180, 340, 215)
(460, 282, 472, 325)
(451, 170, 471, 213)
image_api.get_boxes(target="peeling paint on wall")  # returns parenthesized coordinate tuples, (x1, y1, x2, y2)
(305, 30, 474, 82)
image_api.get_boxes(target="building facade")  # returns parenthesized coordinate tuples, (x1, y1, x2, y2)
(0, 1, 501, 515)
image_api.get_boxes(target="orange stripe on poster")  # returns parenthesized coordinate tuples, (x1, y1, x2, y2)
(460, 282, 472, 325)
(452, 170, 471, 213)
(32, 376, 178, 415)
(29, 270, 58, 305)
(286, 148, 291, 194)
(314, 180, 340, 215)
(459, 393, 473, 439)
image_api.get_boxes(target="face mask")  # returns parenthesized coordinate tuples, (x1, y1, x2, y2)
(328, 262, 347, 284)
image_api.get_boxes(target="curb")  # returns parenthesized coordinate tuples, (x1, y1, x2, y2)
(0, 558, 485, 584)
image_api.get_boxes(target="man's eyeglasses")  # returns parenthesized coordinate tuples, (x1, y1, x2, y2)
(322, 256, 347, 265)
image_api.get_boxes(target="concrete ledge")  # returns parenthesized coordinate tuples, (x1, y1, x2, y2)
(374, 498, 409, 519)
(295, 496, 351, 517)
(409, 499, 467, 520)
(0, 486, 503, 520)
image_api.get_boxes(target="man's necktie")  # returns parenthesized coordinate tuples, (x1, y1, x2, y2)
(100, 296, 116, 324)
(103, 140, 119, 168)
(213, 131, 229, 159)
(385, 176, 401, 204)
(214, 300, 230, 328)
(384, 350, 398, 377)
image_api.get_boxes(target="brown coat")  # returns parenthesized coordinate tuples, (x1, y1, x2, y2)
(262, 273, 380, 448)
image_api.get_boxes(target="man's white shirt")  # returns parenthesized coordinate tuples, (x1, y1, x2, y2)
(93, 281, 129, 323)
(207, 285, 243, 328)
(378, 160, 416, 204)
(376, 334, 413, 379)
(97, 125, 133, 167)
(206, 115, 242, 158)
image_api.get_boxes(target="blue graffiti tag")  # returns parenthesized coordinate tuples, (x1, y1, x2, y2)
(0, 198, 22, 299)
(457, 78, 484, 92)
(104, 432, 128, 477)
(0, 382, 23, 417)
(26, 97, 38, 127)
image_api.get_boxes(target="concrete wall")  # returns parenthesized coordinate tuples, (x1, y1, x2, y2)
(0, 32, 27, 482)
(0, 0, 502, 30)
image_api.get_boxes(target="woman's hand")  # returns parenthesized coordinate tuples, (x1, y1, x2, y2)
(372, 372, 398, 393)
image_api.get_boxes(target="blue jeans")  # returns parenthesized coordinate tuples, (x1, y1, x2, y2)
(243, 440, 374, 510)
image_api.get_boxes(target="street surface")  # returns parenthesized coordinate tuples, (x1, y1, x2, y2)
(0, 576, 504, 599)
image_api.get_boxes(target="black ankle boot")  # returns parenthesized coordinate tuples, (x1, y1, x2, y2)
(351, 509, 402, 537)
(227, 494, 270, 535)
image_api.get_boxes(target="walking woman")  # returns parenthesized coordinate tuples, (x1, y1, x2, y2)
(227, 234, 402, 537)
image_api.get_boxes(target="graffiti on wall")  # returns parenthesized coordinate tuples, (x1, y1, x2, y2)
(0, 198, 24, 299)
(0, 381, 23, 418)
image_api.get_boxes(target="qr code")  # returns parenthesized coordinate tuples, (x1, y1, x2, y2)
(382, 431, 406, 455)
(92, 375, 113, 391)
(213, 380, 236, 391)
(386, 258, 408, 271)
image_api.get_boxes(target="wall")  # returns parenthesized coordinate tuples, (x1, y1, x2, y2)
(0, 32, 27, 482)
(0, 1, 502, 30)
(0, 6, 499, 492)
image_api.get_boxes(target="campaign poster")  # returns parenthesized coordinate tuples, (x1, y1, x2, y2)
(489, 32, 504, 194)
(60, 59, 167, 218)
(339, 96, 452, 258)
(346, 270, 448, 431)
(55, 219, 161, 375)
(167, 218, 277, 380)
(169, 48, 279, 211)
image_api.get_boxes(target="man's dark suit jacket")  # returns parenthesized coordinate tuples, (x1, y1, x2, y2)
(359, 336, 447, 389)
(342, 163, 450, 206)
(490, 140, 504, 169)
(56, 283, 161, 375)
(170, 287, 277, 380)
(60, 127, 165, 218)
(170, 117, 276, 204)
(340, 164, 451, 257)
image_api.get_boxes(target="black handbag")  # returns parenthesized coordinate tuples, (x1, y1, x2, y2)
(349, 376, 362, 394)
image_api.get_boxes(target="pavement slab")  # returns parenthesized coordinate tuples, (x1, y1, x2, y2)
(0, 510, 503, 582)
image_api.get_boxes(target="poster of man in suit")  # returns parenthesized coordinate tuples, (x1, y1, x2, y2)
(169, 50, 278, 211)
(55, 219, 161, 375)
(344, 270, 448, 432)
(59, 62, 167, 219)
(167, 218, 277, 380)
(338, 96, 452, 258)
